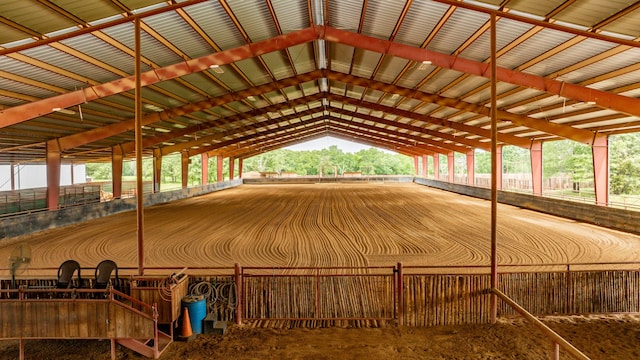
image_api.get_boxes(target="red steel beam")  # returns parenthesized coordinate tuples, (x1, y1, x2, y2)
(323, 27, 640, 141)
(327, 116, 459, 154)
(431, 0, 640, 49)
(329, 107, 489, 151)
(56, 71, 323, 151)
(0, 27, 320, 128)
(327, 93, 531, 149)
(324, 69, 596, 145)
(0, 0, 211, 56)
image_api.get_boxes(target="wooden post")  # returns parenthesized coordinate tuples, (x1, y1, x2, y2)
(235, 263, 242, 325)
(490, 13, 498, 324)
(397, 262, 404, 326)
(550, 341, 560, 360)
(566, 264, 572, 314)
(46, 139, 61, 210)
(316, 268, 321, 319)
(110, 338, 116, 360)
(134, 17, 144, 276)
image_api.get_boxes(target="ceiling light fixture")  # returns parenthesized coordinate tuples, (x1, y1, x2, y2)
(209, 64, 224, 74)
(52, 107, 76, 115)
(417, 60, 432, 71)
(391, 93, 399, 99)
(247, 95, 256, 101)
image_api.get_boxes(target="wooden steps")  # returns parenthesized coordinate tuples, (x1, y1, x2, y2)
(117, 330, 173, 359)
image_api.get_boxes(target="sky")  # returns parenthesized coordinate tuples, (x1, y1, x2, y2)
(284, 136, 396, 154)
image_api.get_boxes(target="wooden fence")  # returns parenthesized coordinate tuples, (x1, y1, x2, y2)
(3, 265, 640, 328)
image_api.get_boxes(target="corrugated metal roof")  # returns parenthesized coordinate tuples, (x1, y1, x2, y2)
(227, 0, 279, 42)
(271, 0, 310, 32)
(527, 38, 618, 78)
(499, 27, 575, 73)
(0, 1, 76, 37)
(143, 10, 215, 59)
(430, 7, 489, 54)
(1, 0, 640, 164)
(184, 1, 246, 50)
(554, 0, 637, 31)
(19, 46, 119, 86)
(327, 0, 364, 31)
(0, 57, 83, 98)
(461, 18, 535, 63)
(395, 1, 450, 47)
(60, 34, 137, 78)
(361, 0, 407, 39)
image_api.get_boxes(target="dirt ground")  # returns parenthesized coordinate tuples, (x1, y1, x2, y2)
(2, 183, 640, 359)
(1, 314, 640, 359)
(2, 183, 640, 273)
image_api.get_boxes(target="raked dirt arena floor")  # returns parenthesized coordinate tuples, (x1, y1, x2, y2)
(2, 182, 640, 359)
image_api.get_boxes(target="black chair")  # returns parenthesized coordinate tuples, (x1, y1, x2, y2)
(56, 260, 81, 289)
(94, 259, 118, 290)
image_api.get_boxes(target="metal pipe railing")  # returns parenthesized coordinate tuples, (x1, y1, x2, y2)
(492, 288, 590, 360)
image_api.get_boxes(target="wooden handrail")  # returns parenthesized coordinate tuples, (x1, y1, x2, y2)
(492, 288, 590, 360)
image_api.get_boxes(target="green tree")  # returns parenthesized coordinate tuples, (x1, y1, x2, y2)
(86, 162, 111, 180)
(502, 146, 530, 174)
(543, 140, 592, 189)
(475, 150, 491, 174)
(610, 132, 640, 195)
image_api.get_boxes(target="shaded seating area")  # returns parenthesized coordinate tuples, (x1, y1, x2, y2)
(53, 259, 119, 292)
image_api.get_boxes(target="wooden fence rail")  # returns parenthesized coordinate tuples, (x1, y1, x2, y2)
(2, 265, 640, 328)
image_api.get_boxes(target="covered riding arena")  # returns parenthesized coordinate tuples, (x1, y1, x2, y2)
(2, 180, 640, 358)
(2, 0, 640, 359)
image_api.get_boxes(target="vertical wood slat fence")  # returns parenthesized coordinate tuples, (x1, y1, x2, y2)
(240, 268, 395, 327)
(3, 265, 640, 328)
(402, 274, 492, 326)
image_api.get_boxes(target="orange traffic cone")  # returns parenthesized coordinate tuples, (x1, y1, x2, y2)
(179, 307, 194, 340)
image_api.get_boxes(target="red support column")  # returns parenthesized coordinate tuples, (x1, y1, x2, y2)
(447, 151, 455, 183)
(153, 148, 162, 193)
(413, 156, 419, 176)
(592, 134, 609, 206)
(201, 153, 209, 185)
(112, 146, 123, 199)
(466, 149, 475, 185)
(530, 141, 543, 196)
(46, 140, 61, 210)
(181, 152, 189, 188)
(238, 158, 243, 179)
(217, 155, 224, 182)
(496, 145, 503, 190)
(10, 164, 16, 190)
(422, 155, 428, 177)
(229, 157, 235, 180)
(433, 154, 440, 180)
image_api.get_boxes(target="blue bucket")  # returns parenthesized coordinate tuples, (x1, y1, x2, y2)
(182, 295, 207, 334)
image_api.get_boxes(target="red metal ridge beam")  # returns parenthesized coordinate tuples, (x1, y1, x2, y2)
(0, 27, 320, 128)
(323, 27, 640, 141)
